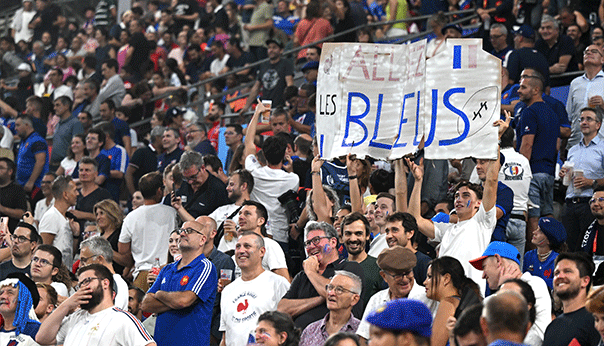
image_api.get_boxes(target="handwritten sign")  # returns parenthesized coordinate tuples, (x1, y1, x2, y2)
(316, 39, 501, 161)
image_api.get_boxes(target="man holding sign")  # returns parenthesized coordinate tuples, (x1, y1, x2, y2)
(407, 140, 502, 294)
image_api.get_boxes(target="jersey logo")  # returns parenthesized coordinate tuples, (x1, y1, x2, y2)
(543, 269, 552, 278)
(180, 275, 189, 286)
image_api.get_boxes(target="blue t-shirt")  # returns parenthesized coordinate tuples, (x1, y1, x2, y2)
(158, 148, 184, 173)
(513, 101, 559, 175)
(523, 249, 558, 290)
(501, 84, 519, 105)
(492, 182, 514, 242)
(292, 111, 315, 136)
(273, 13, 299, 36)
(148, 253, 218, 346)
(16, 131, 49, 188)
(72, 153, 111, 179)
(112, 117, 131, 148)
(101, 145, 129, 202)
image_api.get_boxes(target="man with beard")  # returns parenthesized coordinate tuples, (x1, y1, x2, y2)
(128, 285, 145, 321)
(185, 122, 215, 156)
(542, 252, 600, 346)
(0, 222, 39, 281)
(0, 158, 28, 232)
(340, 212, 383, 307)
(580, 186, 604, 262)
(36, 264, 156, 346)
(211, 169, 252, 250)
(205, 102, 224, 153)
(0, 273, 41, 345)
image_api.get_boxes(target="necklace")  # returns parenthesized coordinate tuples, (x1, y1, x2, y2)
(538, 250, 552, 262)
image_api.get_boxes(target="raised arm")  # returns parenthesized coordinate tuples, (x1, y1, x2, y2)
(405, 157, 436, 239)
(347, 154, 363, 213)
(243, 101, 266, 159)
(481, 150, 500, 213)
(394, 158, 408, 212)
(310, 157, 332, 223)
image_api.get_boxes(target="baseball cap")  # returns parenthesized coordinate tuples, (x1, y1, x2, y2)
(441, 23, 463, 36)
(366, 299, 432, 337)
(301, 60, 319, 72)
(266, 37, 284, 48)
(377, 246, 417, 273)
(17, 63, 32, 72)
(469, 241, 521, 270)
(538, 217, 567, 247)
(513, 24, 535, 39)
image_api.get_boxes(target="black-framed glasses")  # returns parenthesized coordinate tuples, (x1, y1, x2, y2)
(177, 227, 203, 236)
(590, 197, 604, 204)
(41, 180, 53, 185)
(32, 256, 52, 267)
(382, 270, 413, 280)
(580, 117, 598, 123)
(304, 236, 329, 248)
(325, 284, 358, 295)
(79, 255, 98, 265)
(490, 34, 504, 39)
(183, 169, 201, 183)
(10, 234, 32, 243)
(75, 277, 100, 291)
(584, 48, 603, 56)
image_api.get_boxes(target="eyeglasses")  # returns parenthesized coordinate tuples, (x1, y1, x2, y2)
(590, 197, 604, 204)
(177, 227, 203, 236)
(32, 256, 52, 267)
(183, 169, 201, 183)
(41, 180, 53, 185)
(75, 277, 100, 291)
(489, 34, 504, 39)
(304, 236, 329, 248)
(185, 129, 201, 136)
(580, 117, 598, 123)
(584, 49, 603, 56)
(382, 270, 413, 280)
(10, 234, 32, 243)
(79, 255, 98, 265)
(325, 284, 358, 295)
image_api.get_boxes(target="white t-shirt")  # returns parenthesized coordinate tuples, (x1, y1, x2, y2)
(57, 306, 155, 346)
(11, 10, 36, 44)
(356, 282, 438, 339)
(0, 125, 14, 149)
(60, 157, 78, 177)
(232, 237, 288, 279)
(220, 270, 290, 346)
(210, 54, 230, 76)
(245, 155, 299, 243)
(499, 147, 533, 213)
(114, 273, 129, 310)
(118, 203, 177, 277)
(433, 204, 497, 294)
(39, 206, 74, 268)
(34, 198, 54, 223)
(211, 204, 241, 252)
(521, 272, 552, 343)
(0, 327, 38, 346)
(367, 233, 387, 258)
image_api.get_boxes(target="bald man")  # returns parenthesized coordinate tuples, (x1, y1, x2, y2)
(196, 216, 235, 345)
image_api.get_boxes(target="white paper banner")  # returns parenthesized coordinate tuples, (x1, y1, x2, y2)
(316, 39, 500, 161)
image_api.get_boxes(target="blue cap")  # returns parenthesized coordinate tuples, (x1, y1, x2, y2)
(513, 24, 535, 39)
(469, 241, 521, 270)
(441, 23, 463, 36)
(366, 299, 432, 337)
(301, 60, 319, 72)
(539, 217, 567, 247)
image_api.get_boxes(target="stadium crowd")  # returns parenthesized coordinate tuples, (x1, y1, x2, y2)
(1, 0, 604, 345)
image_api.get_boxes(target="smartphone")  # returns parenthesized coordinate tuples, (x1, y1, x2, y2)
(65, 211, 76, 220)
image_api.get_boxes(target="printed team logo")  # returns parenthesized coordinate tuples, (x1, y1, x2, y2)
(543, 269, 552, 278)
(231, 292, 258, 322)
(502, 163, 525, 181)
(180, 275, 189, 286)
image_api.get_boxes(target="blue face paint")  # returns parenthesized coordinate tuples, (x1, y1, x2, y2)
(323, 244, 331, 253)
(466, 200, 471, 208)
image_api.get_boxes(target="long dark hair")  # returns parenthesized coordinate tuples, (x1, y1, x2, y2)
(257, 311, 300, 346)
(429, 256, 481, 299)
(165, 58, 187, 86)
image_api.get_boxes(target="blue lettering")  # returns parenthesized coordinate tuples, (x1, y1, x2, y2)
(393, 92, 414, 148)
(368, 94, 392, 149)
(424, 89, 438, 147)
(342, 92, 370, 147)
(413, 90, 422, 146)
(319, 134, 325, 157)
(439, 87, 469, 146)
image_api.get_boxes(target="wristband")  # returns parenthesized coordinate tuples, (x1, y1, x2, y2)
(348, 175, 358, 180)
(311, 171, 320, 175)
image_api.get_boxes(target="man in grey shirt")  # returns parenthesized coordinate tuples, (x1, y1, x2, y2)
(50, 96, 83, 168)
(90, 58, 125, 117)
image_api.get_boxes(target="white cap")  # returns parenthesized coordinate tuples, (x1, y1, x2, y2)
(17, 63, 31, 72)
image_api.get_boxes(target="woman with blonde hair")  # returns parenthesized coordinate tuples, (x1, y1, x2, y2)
(93, 199, 125, 274)
(586, 286, 604, 346)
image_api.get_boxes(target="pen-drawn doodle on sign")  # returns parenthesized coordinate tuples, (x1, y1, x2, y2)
(457, 86, 499, 136)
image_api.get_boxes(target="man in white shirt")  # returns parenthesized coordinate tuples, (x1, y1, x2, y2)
(356, 246, 435, 343)
(220, 232, 290, 346)
(33, 172, 55, 225)
(367, 193, 395, 258)
(118, 171, 177, 291)
(36, 263, 156, 346)
(243, 102, 299, 247)
(10, 0, 36, 44)
(38, 175, 78, 268)
(469, 241, 552, 344)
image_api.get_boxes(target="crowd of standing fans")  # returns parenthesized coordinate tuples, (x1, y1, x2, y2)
(1, 0, 604, 345)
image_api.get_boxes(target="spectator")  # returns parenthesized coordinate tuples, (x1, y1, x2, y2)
(566, 44, 604, 153)
(220, 231, 290, 346)
(99, 99, 132, 155)
(535, 15, 578, 86)
(490, 24, 512, 63)
(278, 221, 365, 329)
(157, 128, 183, 173)
(367, 193, 395, 257)
(253, 311, 300, 346)
(365, 299, 432, 346)
(480, 291, 531, 346)
(203, 154, 229, 185)
(33, 172, 56, 225)
(523, 217, 567, 290)
(15, 114, 49, 203)
(82, 78, 101, 117)
(330, 0, 360, 42)
(125, 19, 151, 81)
(172, 0, 200, 33)
(205, 102, 223, 153)
(542, 252, 600, 346)
(23, 96, 47, 138)
(585, 286, 604, 345)
(36, 264, 156, 346)
(223, 124, 243, 171)
(92, 199, 125, 275)
(50, 96, 84, 169)
(567, 24, 586, 70)
(0, 273, 41, 344)
(505, 25, 550, 86)
(244, 0, 274, 61)
(0, 221, 39, 281)
(142, 221, 218, 346)
(10, 0, 36, 44)
(185, 122, 216, 156)
(0, 158, 28, 232)
(93, 59, 126, 115)
(212, 169, 252, 248)
(241, 37, 294, 112)
(223, 37, 253, 79)
(128, 285, 145, 321)
(56, 134, 86, 177)
(306, 46, 321, 62)
(453, 304, 487, 346)
(294, 2, 332, 63)
(45, 68, 73, 101)
(97, 121, 129, 202)
(581, 187, 604, 260)
(340, 212, 383, 307)
(30, 244, 70, 297)
(0, 36, 25, 80)
(72, 157, 112, 231)
(498, 279, 540, 346)
(118, 171, 177, 291)
(94, 0, 118, 29)
(79, 235, 128, 310)
(125, 126, 164, 195)
(34, 283, 57, 323)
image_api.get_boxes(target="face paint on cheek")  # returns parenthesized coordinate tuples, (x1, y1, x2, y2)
(323, 244, 331, 253)
(467, 200, 471, 208)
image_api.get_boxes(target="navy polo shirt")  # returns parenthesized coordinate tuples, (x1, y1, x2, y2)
(112, 117, 131, 147)
(514, 101, 559, 175)
(506, 47, 551, 86)
(491, 182, 514, 242)
(149, 253, 217, 346)
(16, 131, 49, 188)
(158, 147, 184, 173)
